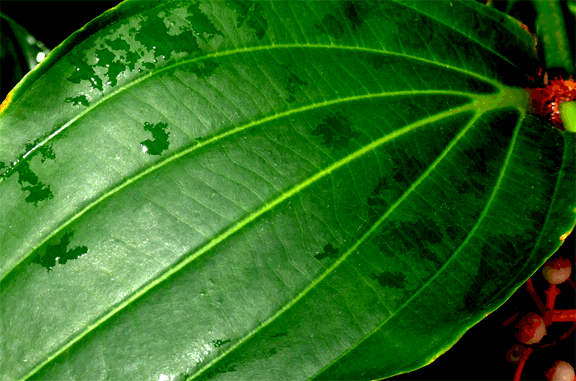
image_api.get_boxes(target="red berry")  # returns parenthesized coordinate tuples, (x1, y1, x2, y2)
(543, 257, 572, 285)
(515, 312, 547, 344)
(546, 361, 575, 381)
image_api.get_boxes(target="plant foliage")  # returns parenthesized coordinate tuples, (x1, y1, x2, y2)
(0, 1, 574, 380)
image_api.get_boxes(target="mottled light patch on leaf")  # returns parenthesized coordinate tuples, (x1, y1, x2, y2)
(212, 339, 231, 348)
(35, 144, 56, 163)
(186, 2, 224, 42)
(95, 48, 122, 87)
(65, 94, 89, 107)
(281, 64, 307, 103)
(159, 7, 197, 36)
(138, 15, 198, 61)
(458, 111, 516, 195)
(4, 141, 55, 205)
(65, 16, 148, 93)
(458, 232, 536, 314)
(311, 112, 361, 151)
(67, 59, 104, 91)
(101, 15, 148, 69)
(32, 231, 88, 272)
(388, 218, 445, 268)
(366, 176, 397, 224)
(140, 122, 170, 155)
(343, 1, 363, 30)
(318, 14, 345, 39)
(225, 1, 268, 40)
(365, 151, 427, 226)
(107, 38, 141, 72)
(159, 3, 223, 42)
(343, 0, 386, 30)
(136, 2, 222, 65)
(371, 271, 408, 290)
(314, 243, 339, 261)
(184, 58, 220, 78)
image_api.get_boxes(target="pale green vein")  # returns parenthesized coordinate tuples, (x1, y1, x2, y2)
(1, 88, 474, 283)
(0, 43, 503, 183)
(20, 97, 480, 381)
(406, 120, 576, 378)
(396, 0, 532, 72)
(311, 109, 525, 379)
(188, 106, 486, 379)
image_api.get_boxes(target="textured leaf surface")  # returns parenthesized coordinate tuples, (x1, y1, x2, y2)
(1, 1, 575, 380)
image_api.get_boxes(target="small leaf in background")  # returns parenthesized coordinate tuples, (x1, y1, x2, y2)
(569, 0, 576, 16)
(0, 14, 50, 101)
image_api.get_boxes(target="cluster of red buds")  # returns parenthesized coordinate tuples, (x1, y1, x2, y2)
(524, 67, 576, 131)
(505, 255, 576, 381)
(514, 18, 576, 131)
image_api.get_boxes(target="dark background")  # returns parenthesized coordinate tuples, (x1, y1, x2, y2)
(1, 1, 575, 380)
(0, 1, 122, 51)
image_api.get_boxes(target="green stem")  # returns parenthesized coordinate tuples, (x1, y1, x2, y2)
(560, 101, 576, 132)
(531, 0, 574, 76)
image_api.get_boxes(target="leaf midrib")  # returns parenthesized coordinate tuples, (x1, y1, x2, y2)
(0, 42, 502, 278)
(188, 107, 485, 380)
(194, 99, 547, 380)
(310, 106, 526, 379)
(315, 112, 571, 379)
(19, 98, 480, 381)
(2, 86, 475, 284)
(0, 44, 502, 183)
(2, 1, 537, 378)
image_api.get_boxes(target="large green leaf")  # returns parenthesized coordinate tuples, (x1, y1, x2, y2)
(1, 1, 574, 380)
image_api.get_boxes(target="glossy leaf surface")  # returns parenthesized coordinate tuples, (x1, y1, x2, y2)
(1, 1, 575, 380)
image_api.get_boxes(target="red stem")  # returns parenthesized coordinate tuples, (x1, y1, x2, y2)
(540, 323, 576, 349)
(545, 284, 560, 310)
(512, 346, 534, 381)
(559, 323, 576, 341)
(526, 278, 546, 314)
(504, 312, 521, 327)
(551, 309, 576, 322)
(567, 278, 576, 291)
